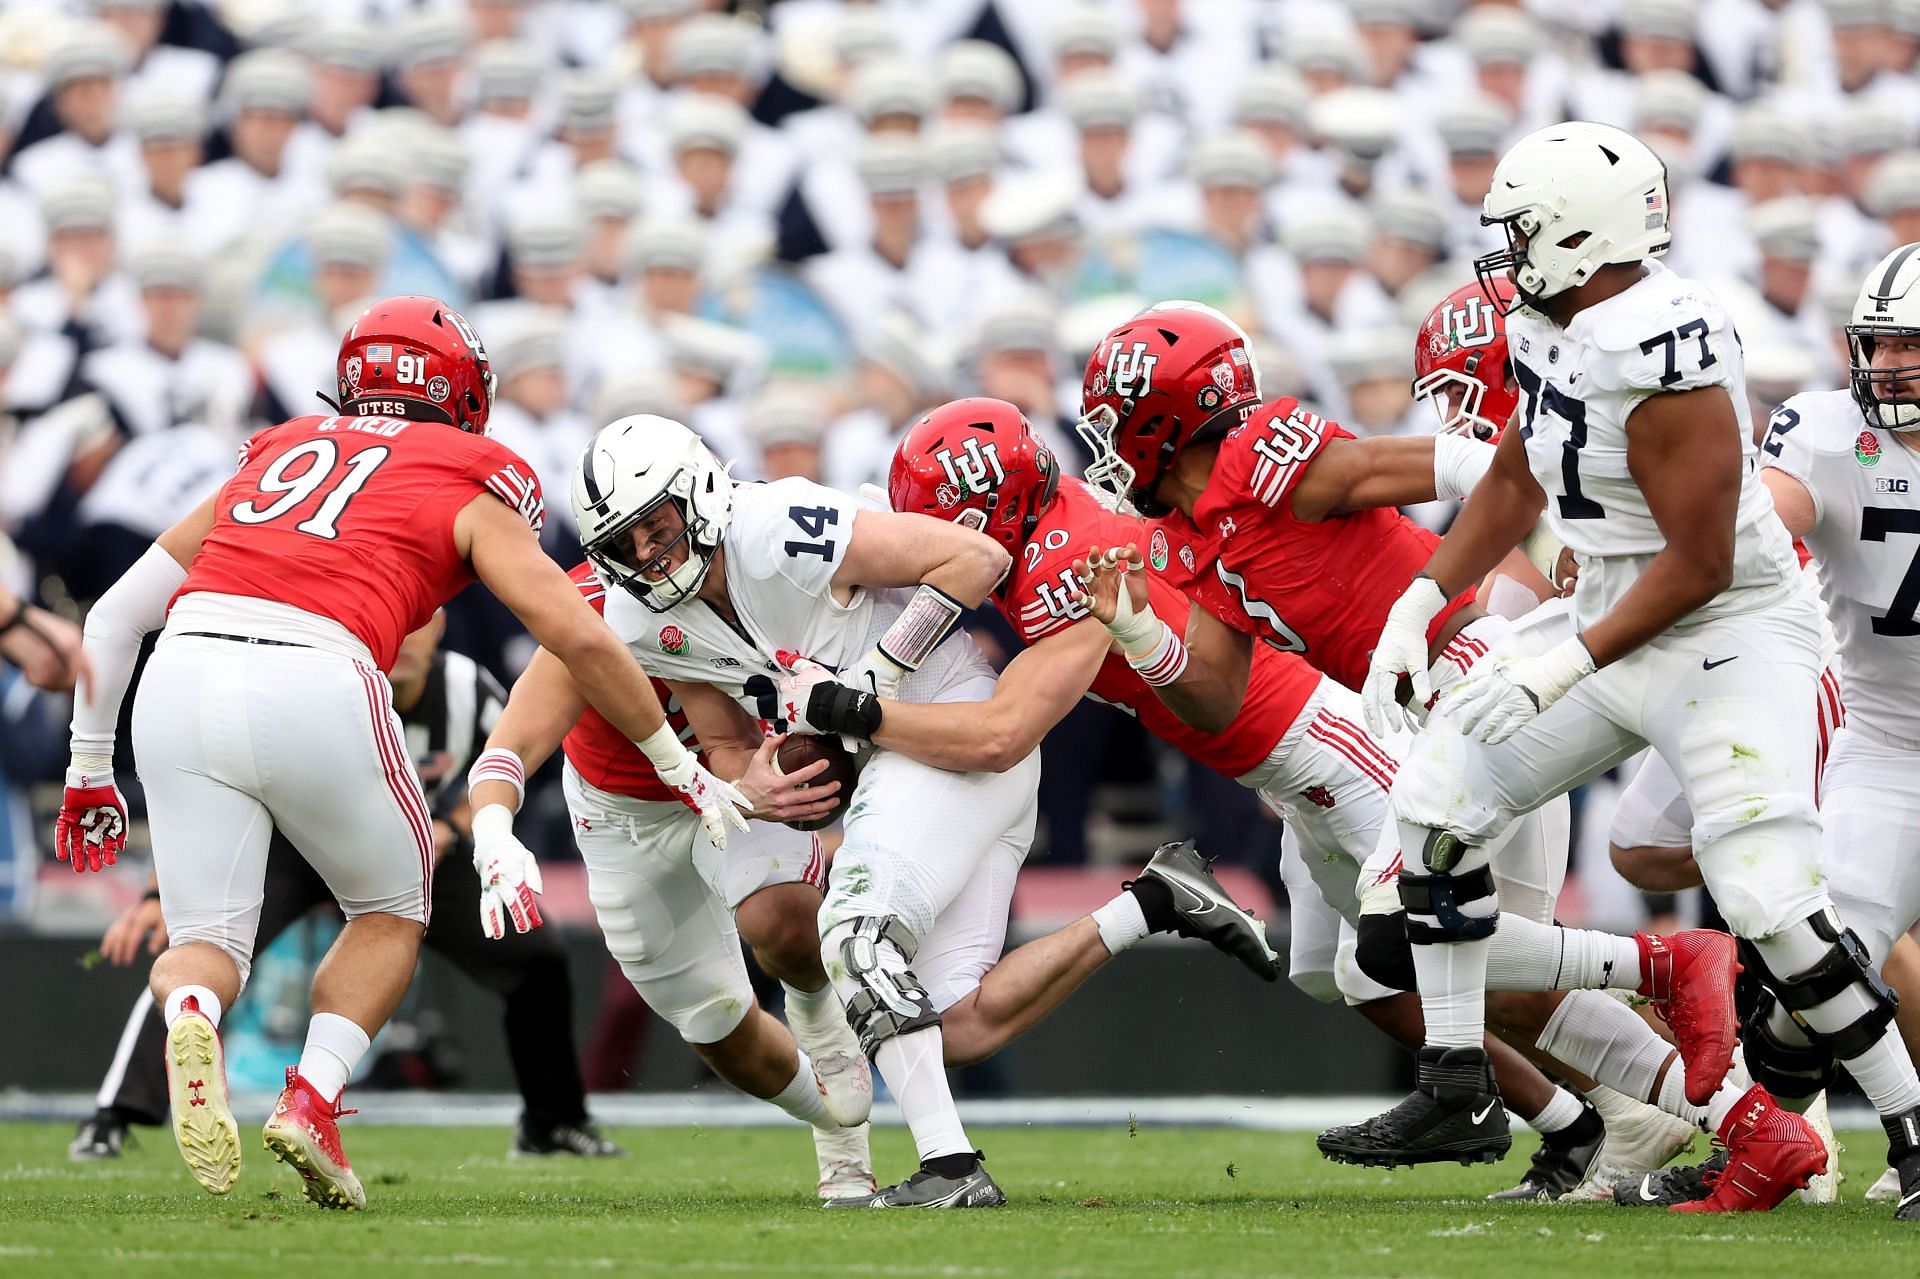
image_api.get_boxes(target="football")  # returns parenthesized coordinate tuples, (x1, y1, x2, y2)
(773, 733, 859, 831)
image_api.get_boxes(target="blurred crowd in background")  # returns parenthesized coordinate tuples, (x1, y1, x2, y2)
(4, 0, 1920, 944)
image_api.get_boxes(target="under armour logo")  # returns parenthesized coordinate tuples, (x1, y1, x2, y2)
(935, 438, 1006, 499)
(1103, 339, 1159, 400)
(189, 1079, 207, 1108)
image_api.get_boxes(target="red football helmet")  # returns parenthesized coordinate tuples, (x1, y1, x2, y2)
(888, 397, 1059, 554)
(1411, 277, 1519, 441)
(1077, 301, 1262, 515)
(336, 295, 497, 434)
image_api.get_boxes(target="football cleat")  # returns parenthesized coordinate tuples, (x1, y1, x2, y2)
(1867, 1166, 1901, 1201)
(1636, 930, 1741, 1105)
(813, 1121, 878, 1201)
(510, 1119, 626, 1157)
(1130, 840, 1279, 982)
(1565, 1089, 1696, 1200)
(1613, 1148, 1727, 1207)
(1318, 1046, 1512, 1168)
(1885, 1104, 1920, 1221)
(1488, 1110, 1606, 1202)
(69, 1110, 129, 1161)
(263, 1067, 366, 1210)
(813, 1048, 874, 1128)
(1670, 1084, 1825, 1213)
(823, 1154, 1005, 1208)
(164, 997, 241, 1196)
(1798, 1091, 1841, 1204)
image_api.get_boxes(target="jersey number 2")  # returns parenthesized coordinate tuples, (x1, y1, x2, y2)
(230, 439, 389, 540)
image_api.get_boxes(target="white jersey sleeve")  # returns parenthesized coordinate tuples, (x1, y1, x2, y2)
(1762, 387, 1920, 740)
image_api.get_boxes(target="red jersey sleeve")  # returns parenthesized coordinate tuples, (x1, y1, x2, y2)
(467, 439, 546, 533)
(1209, 399, 1346, 516)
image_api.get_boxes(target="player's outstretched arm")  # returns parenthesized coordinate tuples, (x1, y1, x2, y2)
(55, 491, 220, 874)
(1582, 385, 1742, 667)
(458, 495, 748, 844)
(466, 646, 587, 817)
(1289, 432, 1495, 522)
(864, 619, 1112, 772)
(1073, 545, 1253, 733)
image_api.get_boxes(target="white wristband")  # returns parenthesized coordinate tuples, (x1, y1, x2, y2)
(471, 802, 515, 849)
(1433, 432, 1496, 502)
(636, 721, 692, 776)
(1127, 621, 1190, 688)
(467, 748, 526, 807)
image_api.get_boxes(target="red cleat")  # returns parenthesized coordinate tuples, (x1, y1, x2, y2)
(1637, 930, 1740, 1105)
(1671, 1084, 1827, 1213)
(262, 1068, 366, 1210)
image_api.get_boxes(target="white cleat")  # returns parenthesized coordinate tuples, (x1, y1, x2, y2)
(1798, 1091, 1843, 1204)
(1867, 1165, 1901, 1201)
(164, 998, 241, 1196)
(813, 1121, 877, 1201)
(813, 1050, 873, 1128)
(1564, 1086, 1697, 1201)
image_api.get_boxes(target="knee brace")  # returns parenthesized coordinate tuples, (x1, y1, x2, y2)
(1354, 911, 1417, 992)
(1743, 911, 1900, 1062)
(1398, 863, 1500, 943)
(1741, 988, 1836, 1101)
(834, 916, 940, 1058)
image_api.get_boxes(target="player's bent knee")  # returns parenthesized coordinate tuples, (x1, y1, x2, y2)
(632, 968, 756, 1045)
(164, 930, 255, 990)
(1353, 912, 1416, 992)
(1397, 863, 1499, 944)
(1608, 842, 1702, 893)
(826, 916, 940, 1058)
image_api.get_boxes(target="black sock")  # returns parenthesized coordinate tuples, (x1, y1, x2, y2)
(1546, 1099, 1605, 1149)
(922, 1151, 980, 1178)
(1127, 876, 1180, 934)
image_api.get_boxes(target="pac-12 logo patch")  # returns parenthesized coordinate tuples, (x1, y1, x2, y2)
(658, 625, 690, 656)
(1857, 430, 1883, 468)
(1149, 528, 1169, 571)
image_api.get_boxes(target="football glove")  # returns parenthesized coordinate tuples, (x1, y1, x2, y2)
(1438, 636, 1595, 745)
(56, 764, 127, 873)
(1361, 575, 1449, 738)
(471, 804, 544, 939)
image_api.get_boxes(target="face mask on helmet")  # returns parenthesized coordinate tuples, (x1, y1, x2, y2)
(1412, 368, 1498, 440)
(585, 485, 720, 612)
(1848, 328, 1920, 432)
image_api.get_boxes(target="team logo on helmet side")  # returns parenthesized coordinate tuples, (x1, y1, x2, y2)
(1103, 339, 1158, 399)
(658, 625, 691, 655)
(1438, 296, 1500, 351)
(935, 438, 1006, 498)
(426, 375, 451, 402)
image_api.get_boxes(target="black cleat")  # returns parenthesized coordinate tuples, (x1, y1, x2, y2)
(824, 1154, 1006, 1209)
(1130, 840, 1279, 982)
(69, 1110, 129, 1161)
(1612, 1148, 1726, 1207)
(510, 1119, 627, 1158)
(1489, 1122, 1606, 1201)
(1885, 1106, 1920, 1221)
(1318, 1046, 1512, 1168)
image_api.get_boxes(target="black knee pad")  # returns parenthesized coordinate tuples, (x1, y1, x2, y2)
(1397, 864, 1499, 943)
(1354, 912, 1417, 992)
(1743, 989, 1836, 1101)
(1744, 913, 1900, 1061)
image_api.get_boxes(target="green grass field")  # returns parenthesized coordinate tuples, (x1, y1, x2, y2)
(0, 1121, 1907, 1278)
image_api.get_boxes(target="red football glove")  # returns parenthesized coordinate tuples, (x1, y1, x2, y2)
(56, 767, 128, 873)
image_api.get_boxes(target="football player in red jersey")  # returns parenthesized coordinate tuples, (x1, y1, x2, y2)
(53, 296, 747, 1211)
(1411, 277, 1524, 444)
(464, 562, 879, 1202)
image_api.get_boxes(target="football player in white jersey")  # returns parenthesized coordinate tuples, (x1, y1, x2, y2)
(1342, 122, 1920, 1218)
(564, 416, 1259, 1208)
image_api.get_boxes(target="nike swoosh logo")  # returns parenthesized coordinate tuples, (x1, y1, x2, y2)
(1901, 1189, 1920, 1208)
(1638, 1178, 1661, 1202)
(1702, 657, 1738, 670)
(1471, 1102, 1498, 1125)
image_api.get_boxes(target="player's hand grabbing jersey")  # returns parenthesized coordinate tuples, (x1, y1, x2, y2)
(1154, 398, 1472, 691)
(1001, 479, 1320, 778)
(1762, 387, 1920, 741)
(562, 562, 699, 801)
(177, 413, 546, 672)
(1506, 260, 1798, 628)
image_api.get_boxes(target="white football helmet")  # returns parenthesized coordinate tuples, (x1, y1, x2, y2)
(1475, 121, 1671, 311)
(1847, 242, 1920, 431)
(572, 415, 732, 611)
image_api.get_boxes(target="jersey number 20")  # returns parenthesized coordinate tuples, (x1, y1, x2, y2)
(230, 439, 390, 540)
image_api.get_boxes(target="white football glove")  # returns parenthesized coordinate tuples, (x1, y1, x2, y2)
(471, 804, 544, 940)
(843, 645, 908, 700)
(1361, 575, 1450, 738)
(657, 750, 752, 847)
(1438, 636, 1595, 745)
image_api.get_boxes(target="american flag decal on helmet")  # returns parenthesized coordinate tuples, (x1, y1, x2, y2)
(486, 463, 546, 531)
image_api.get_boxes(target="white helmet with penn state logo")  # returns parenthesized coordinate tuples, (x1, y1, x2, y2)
(1847, 242, 1920, 431)
(1475, 121, 1671, 311)
(573, 415, 732, 611)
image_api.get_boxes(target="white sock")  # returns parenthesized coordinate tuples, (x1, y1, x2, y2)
(1655, 1060, 1714, 1132)
(1535, 989, 1673, 1101)
(1754, 919, 1920, 1114)
(1091, 891, 1151, 957)
(163, 985, 223, 1029)
(767, 1048, 836, 1131)
(1486, 916, 1641, 991)
(1530, 1086, 1584, 1134)
(1412, 937, 1490, 1049)
(874, 1026, 971, 1163)
(298, 1012, 371, 1101)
